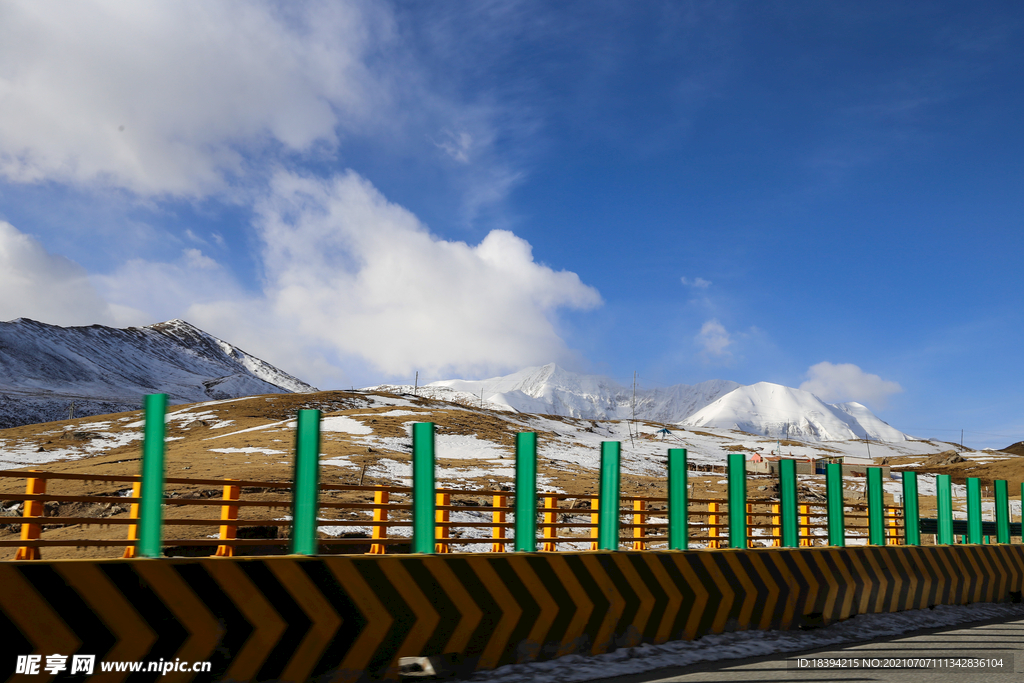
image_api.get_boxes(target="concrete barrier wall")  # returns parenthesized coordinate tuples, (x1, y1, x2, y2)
(3, 546, 1024, 682)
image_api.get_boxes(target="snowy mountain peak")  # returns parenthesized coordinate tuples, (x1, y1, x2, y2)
(0, 318, 315, 428)
(372, 369, 910, 443)
(372, 364, 741, 423)
(681, 382, 911, 442)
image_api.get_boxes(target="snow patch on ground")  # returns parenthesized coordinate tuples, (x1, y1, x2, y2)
(208, 447, 285, 455)
(352, 409, 423, 418)
(203, 420, 290, 440)
(320, 416, 373, 435)
(363, 394, 418, 409)
(434, 434, 509, 460)
(0, 427, 144, 470)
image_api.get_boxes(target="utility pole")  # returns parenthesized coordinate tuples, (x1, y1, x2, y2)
(629, 371, 637, 448)
(414, 372, 418, 397)
(961, 429, 964, 452)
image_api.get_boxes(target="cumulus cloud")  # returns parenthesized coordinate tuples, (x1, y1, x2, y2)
(800, 361, 903, 408)
(681, 276, 711, 288)
(0, 4, 597, 383)
(0, 1, 390, 196)
(0, 221, 115, 325)
(0, 0, 532, 245)
(94, 247, 248, 328)
(81, 171, 601, 383)
(250, 171, 602, 378)
(696, 319, 732, 359)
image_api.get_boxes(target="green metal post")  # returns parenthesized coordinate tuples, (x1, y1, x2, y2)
(902, 470, 920, 546)
(826, 463, 845, 547)
(138, 394, 167, 558)
(867, 467, 884, 545)
(779, 458, 798, 548)
(598, 442, 621, 551)
(515, 432, 537, 552)
(412, 423, 436, 554)
(292, 409, 321, 555)
(727, 453, 746, 549)
(995, 480, 1009, 544)
(668, 448, 688, 550)
(966, 477, 982, 544)
(936, 474, 953, 545)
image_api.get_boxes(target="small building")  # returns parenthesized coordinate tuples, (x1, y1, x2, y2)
(745, 455, 889, 478)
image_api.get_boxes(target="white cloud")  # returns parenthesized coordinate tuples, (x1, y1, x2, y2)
(0, 1, 390, 196)
(0, 4, 595, 383)
(681, 276, 711, 288)
(0, 221, 115, 326)
(800, 361, 903, 408)
(94, 247, 247, 328)
(80, 171, 601, 384)
(251, 170, 602, 378)
(696, 319, 732, 359)
(0, 1, 532, 232)
(434, 129, 475, 163)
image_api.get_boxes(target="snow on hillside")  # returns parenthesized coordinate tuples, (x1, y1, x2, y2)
(0, 318, 315, 428)
(682, 382, 911, 442)
(0, 387, 982, 477)
(372, 363, 740, 422)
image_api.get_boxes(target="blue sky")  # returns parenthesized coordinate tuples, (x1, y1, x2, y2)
(0, 2, 1021, 448)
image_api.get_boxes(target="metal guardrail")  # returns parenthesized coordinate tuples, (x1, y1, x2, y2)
(0, 467, 908, 558)
(918, 518, 1023, 537)
(8, 392, 1021, 559)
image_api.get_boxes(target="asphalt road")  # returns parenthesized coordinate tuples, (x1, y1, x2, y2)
(590, 615, 1024, 683)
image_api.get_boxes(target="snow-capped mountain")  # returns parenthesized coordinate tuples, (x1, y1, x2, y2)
(373, 365, 911, 443)
(0, 318, 315, 428)
(373, 363, 741, 422)
(681, 382, 911, 442)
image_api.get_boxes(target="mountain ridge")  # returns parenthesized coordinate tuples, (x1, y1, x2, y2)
(371, 364, 912, 443)
(0, 318, 315, 428)
(1, 317, 912, 443)
(681, 381, 911, 442)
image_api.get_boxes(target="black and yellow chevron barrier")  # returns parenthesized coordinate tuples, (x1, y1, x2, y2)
(4, 545, 1024, 682)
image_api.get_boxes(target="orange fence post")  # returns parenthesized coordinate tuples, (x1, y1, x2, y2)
(632, 499, 647, 550)
(15, 473, 46, 560)
(492, 494, 507, 552)
(708, 501, 720, 549)
(887, 505, 899, 545)
(590, 496, 599, 551)
(435, 492, 450, 553)
(543, 496, 558, 551)
(215, 480, 240, 557)
(367, 488, 389, 554)
(771, 502, 781, 547)
(122, 481, 142, 558)
(746, 502, 754, 548)
(799, 503, 811, 546)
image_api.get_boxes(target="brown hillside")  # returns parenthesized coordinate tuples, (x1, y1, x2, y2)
(1001, 441, 1024, 457)
(0, 391, 701, 559)
(3, 391, 1024, 560)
